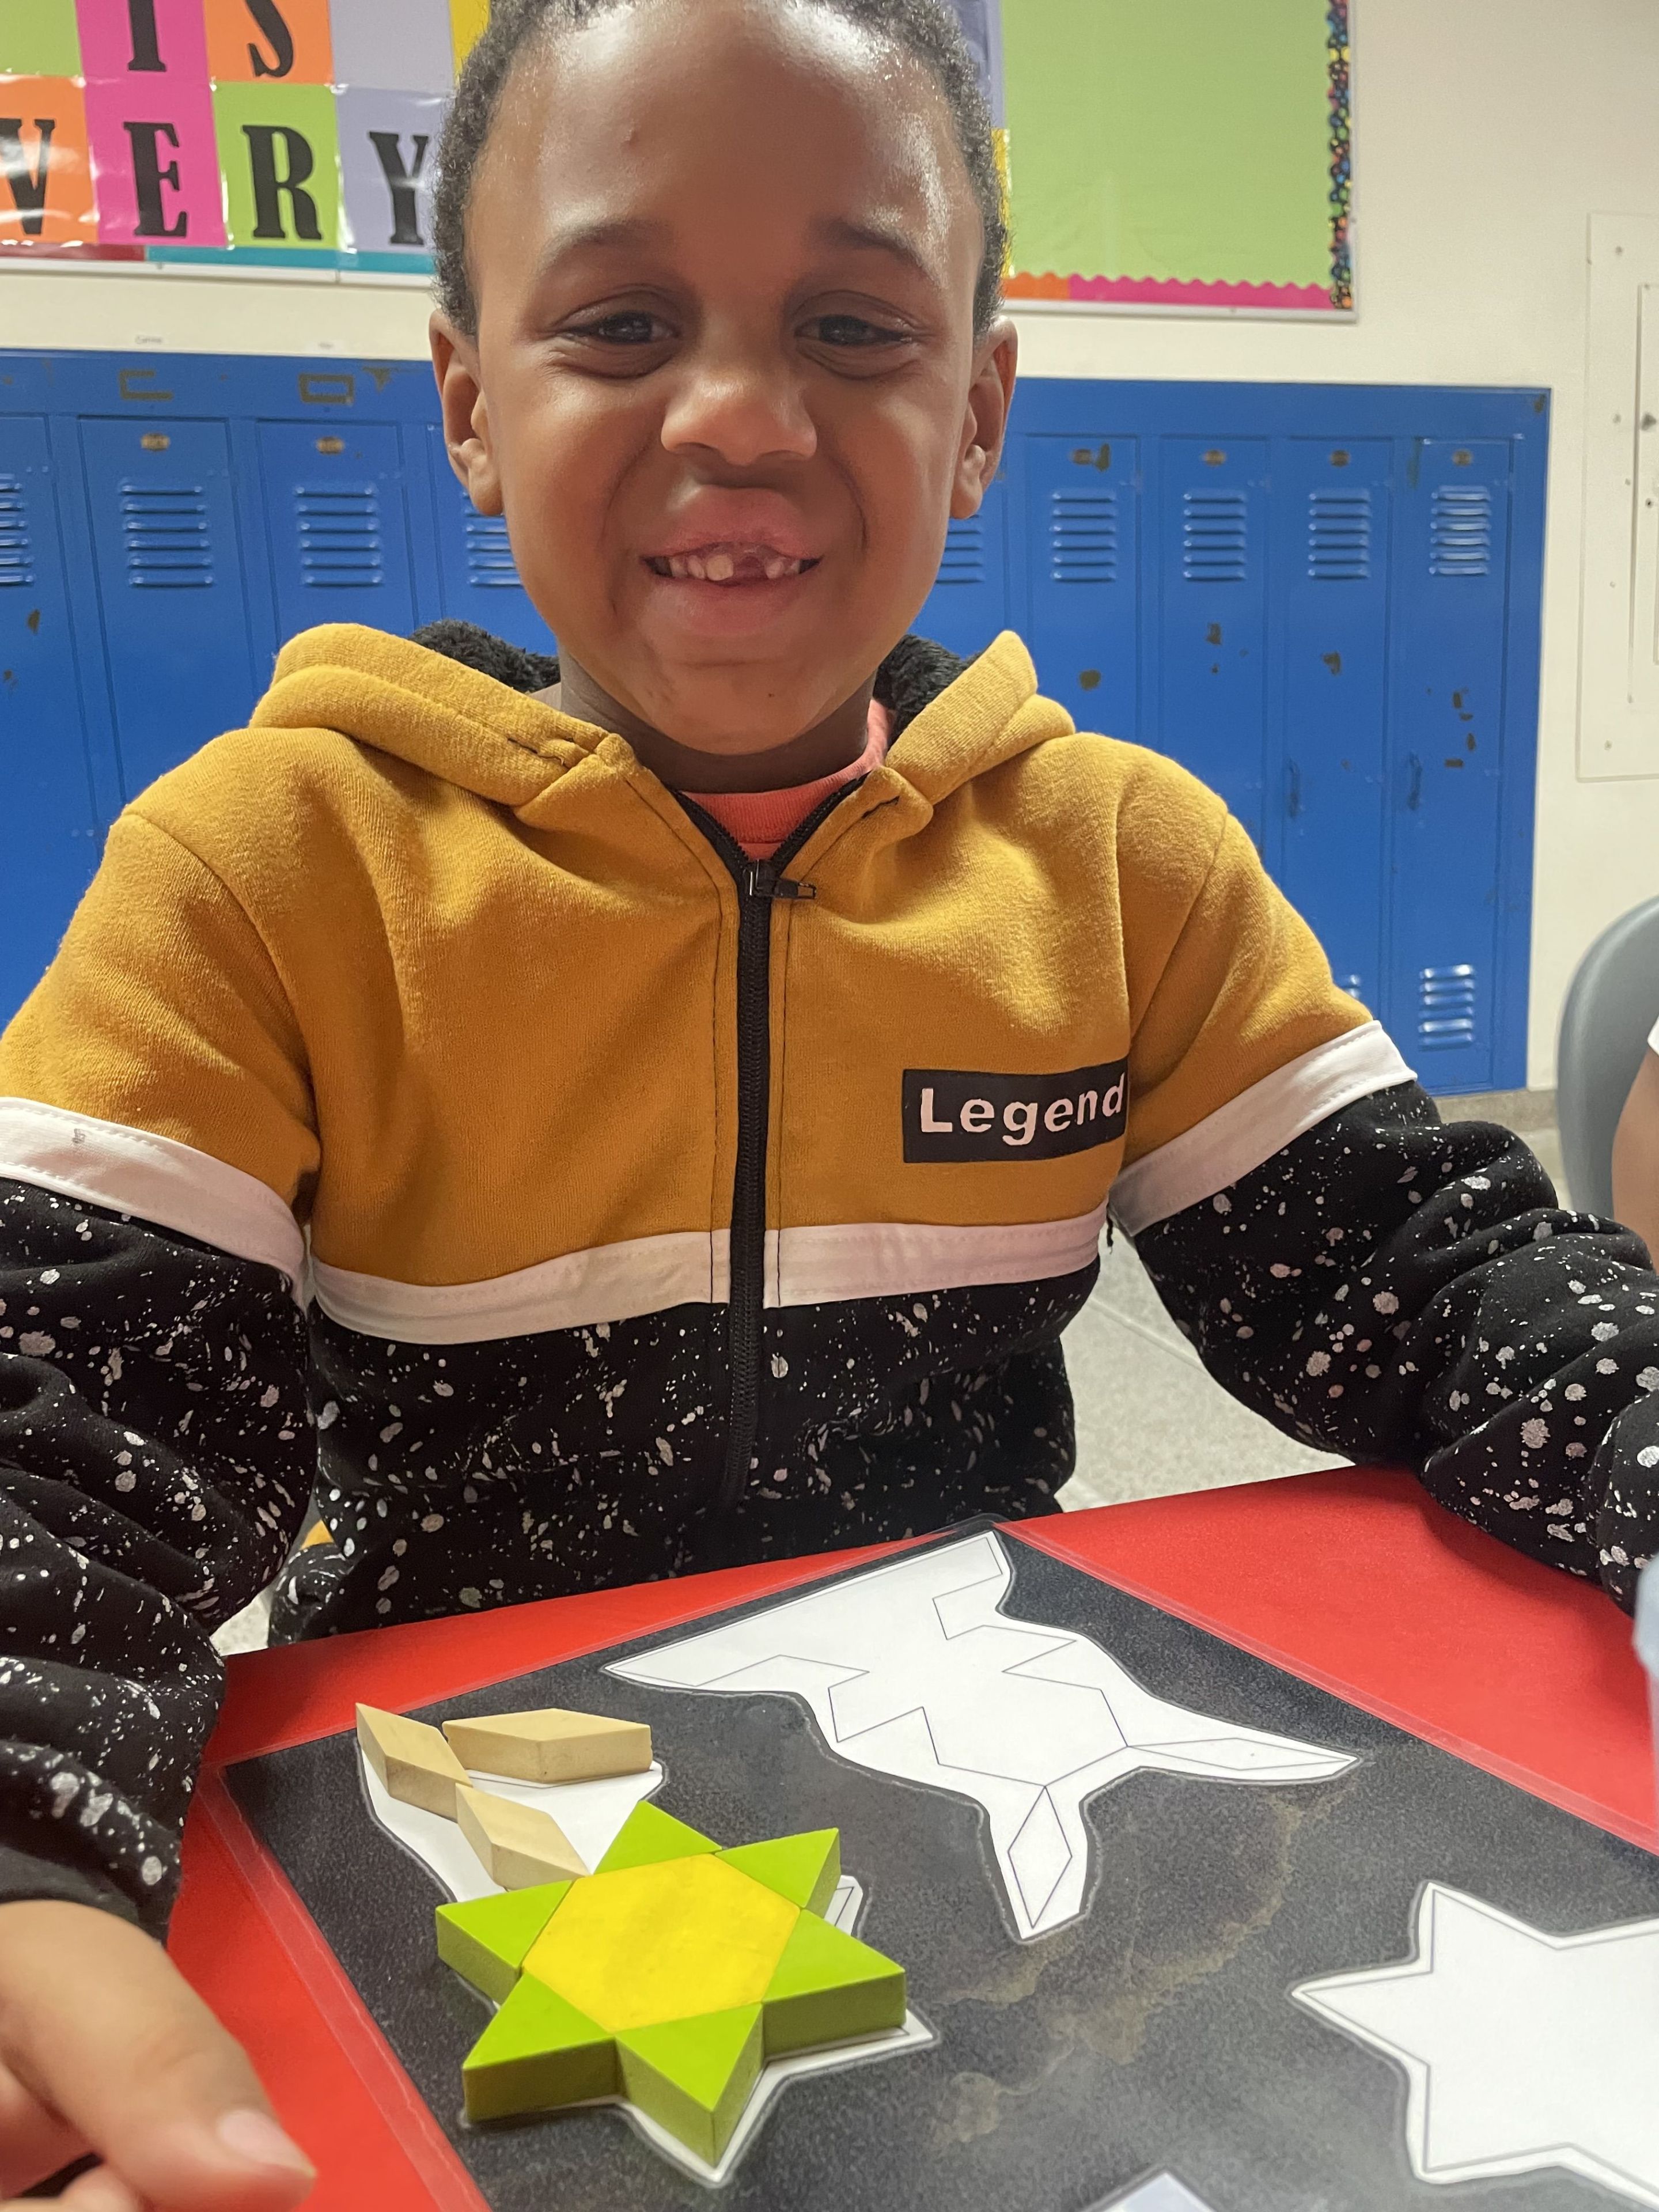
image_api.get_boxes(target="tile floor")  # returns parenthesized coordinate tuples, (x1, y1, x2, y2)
(213, 1089, 1562, 1649)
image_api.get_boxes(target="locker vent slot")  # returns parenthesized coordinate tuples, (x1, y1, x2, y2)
(464, 511, 520, 589)
(1307, 490, 1372, 581)
(1182, 490, 1248, 582)
(1418, 963, 1478, 1050)
(1429, 486, 1492, 577)
(0, 475, 33, 588)
(1048, 490, 1118, 582)
(935, 516, 985, 586)
(294, 484, 384, 589)
(120, 483, 213, 588)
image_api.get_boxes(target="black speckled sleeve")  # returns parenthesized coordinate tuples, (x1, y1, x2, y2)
(0, 1179, 312, 1931)
(1132, 1082, 1659, 1612)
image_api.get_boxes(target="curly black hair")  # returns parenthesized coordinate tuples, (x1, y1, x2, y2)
(432, 0, 1006, 341)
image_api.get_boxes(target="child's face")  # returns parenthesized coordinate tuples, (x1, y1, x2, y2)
(431, 0, 1015, 757)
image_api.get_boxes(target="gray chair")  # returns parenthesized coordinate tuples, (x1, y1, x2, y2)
(1556, 895, 1659, 1215)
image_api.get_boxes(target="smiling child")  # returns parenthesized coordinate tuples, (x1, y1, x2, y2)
(1, 1, 1658, 2203)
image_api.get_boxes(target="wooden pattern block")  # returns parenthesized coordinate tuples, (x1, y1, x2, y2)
(442, 1706, 652, 1784)
(761, 1907, 907, 2056)
(456, 1784, 589, 1889)
(616, 2005, 764, 2166)
(436, 1802, 907, 2164)
(355, 1702, 469, 1819)
(437, 1884, 572, 2002)
(716, 1828, 840, 1913)
(461, 1976, 618, 2122)
(521, 1855, 797, 2031)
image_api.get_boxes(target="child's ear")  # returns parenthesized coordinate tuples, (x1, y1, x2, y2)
(430, 311, 504, 517)
(950, 319, 1018, 521)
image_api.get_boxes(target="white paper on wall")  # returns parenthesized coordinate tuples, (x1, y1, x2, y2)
(608, 1529, 1357, 1940)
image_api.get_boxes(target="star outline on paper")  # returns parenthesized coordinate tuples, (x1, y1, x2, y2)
(436, 1799, 907, 2164)
(1294, 1881, 1659, 2209)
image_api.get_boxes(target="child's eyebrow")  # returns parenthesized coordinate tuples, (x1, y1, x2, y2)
(533, 215, 668, 275)
(811, 214, 939, 286)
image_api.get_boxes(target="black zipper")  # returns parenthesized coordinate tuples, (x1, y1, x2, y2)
(675, 782, 864, 1546)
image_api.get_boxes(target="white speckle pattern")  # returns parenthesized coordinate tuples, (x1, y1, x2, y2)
(1137, 1088, 1659, 1612)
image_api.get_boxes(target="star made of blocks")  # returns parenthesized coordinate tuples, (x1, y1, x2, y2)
(436, 1800, 907, 2164)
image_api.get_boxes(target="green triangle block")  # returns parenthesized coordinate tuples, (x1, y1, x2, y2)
(616, 2004, 763, 2164)
(596, 1800, 721, 1873)
(437, 1884, 571, 2003)
(461, 1976, 619, 2123)
(717, 1830, 841, 1914)
(761, 1910, 907, 2058)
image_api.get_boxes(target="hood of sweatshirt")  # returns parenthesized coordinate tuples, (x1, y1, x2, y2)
(248, 620, 1076, 821)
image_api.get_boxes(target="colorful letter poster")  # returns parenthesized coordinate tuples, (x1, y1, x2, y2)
(0, 0, 1354, 309)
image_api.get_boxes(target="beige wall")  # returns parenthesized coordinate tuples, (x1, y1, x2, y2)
(5, 0, 1659, 1082)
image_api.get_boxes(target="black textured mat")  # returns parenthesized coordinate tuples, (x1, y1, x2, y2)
(226, 1529, 1659, 2211)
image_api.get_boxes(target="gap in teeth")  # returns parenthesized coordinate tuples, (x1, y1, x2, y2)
(657, 544, 806, 583)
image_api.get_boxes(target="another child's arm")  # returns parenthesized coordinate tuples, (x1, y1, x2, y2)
(1612, 1045, 1659, 1262)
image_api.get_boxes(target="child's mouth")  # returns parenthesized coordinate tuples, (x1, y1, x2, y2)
(646, 542, 819, 585)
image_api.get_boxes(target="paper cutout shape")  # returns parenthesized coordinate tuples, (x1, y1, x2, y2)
(83, 73, 224, 246)
(212, 79, 339, 249)
(361, 1737, 927, 2182)
(361, 1740, 662, 1904)
(0, 81, 96, 246)
(335, 86, 442, 255)
(438, 1804, 908, 2164)
(1294, 1883, 1659, 2207)
(75, 0, 211, 85)
(203, 0, 334, 86)
(609, 1529, 1355, 1940)
(327, 0, 453, 95)
(1104, 2179, 1218, 2212)
(0, 0, 82, 77)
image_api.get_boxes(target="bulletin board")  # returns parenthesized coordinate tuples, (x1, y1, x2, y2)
(0, 0, 482, 270)
(982, 0, 1353, 313)
(0, 0, 1351, 309)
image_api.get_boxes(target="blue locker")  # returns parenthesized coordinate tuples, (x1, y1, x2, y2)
(423, 425, 557, 656)
(256, 420, 418, 643)
(915, 474, 1009, 661)
(1022, 433, 1139, 740)
(78, 416, 260, 800)
(0, 416, 101, 1018)
(1275, 438, 1393, 1005)
(0, 356, 1551, 1080)
(1382, 440, 1512, 1088)
(1157, 437, 1271, 842)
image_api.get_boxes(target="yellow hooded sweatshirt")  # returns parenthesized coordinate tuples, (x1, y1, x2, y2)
(0, 620, 1401, 1626)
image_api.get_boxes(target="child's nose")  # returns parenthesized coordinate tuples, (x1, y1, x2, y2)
(658, 350, 817, 469)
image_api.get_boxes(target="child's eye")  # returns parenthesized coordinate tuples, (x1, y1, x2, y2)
(802, 313, 912, 350)
(564, 310, 674, 347)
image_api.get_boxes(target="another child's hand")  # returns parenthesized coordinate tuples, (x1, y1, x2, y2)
(0, 1900, 314, 2210)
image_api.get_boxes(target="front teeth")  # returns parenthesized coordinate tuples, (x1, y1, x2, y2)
(657, 546, 807, 582)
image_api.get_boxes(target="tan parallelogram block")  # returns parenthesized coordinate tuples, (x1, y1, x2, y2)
(443, 1706, 653, 1785)
(356, 1702, 471, 1819)
(456, 1784, 590, 1889)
